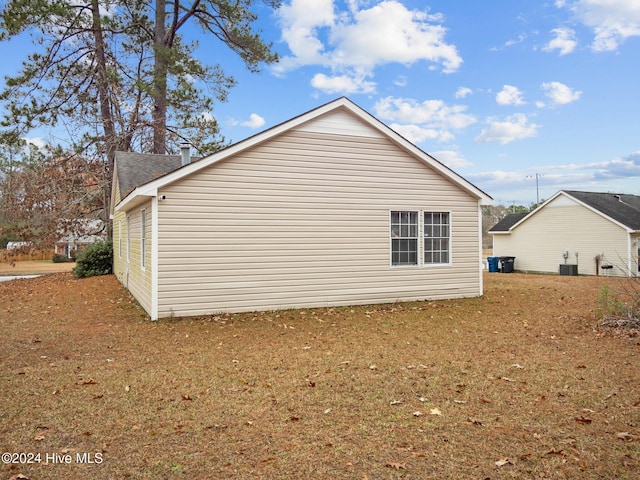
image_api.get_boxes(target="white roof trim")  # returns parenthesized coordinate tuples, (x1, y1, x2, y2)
(116, 97, 492, 212)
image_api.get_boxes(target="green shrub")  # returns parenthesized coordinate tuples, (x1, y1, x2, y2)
(52, 253, 70, 263)
(73, 241, 113, 278)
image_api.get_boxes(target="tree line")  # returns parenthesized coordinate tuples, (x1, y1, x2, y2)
(0, 0, 280, 248)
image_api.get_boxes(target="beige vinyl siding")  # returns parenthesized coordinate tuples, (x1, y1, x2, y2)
(113, 211, 126, 280)
(116, 203, 153, 313)
(493, 195, 630, 276)
(156, 128, 481, 317)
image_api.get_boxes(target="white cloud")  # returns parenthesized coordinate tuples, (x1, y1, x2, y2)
(455, 87, 473, 99)
(540, 81, 582, 106)
(475, 114, 540, 144)
(311, 73, 376, 94)
(430, 150, 472, 168)
(24, 137, 47, 150)
(543, 27, 578, 55)
(373, 96, 476, 145)
(390, 123, 454, 144)
(374, 96, 476, 130)
(559, 0, 640, 52)
(229, 113, 266, 129)
(275, 0, 462, 93)
(496, 85, 525, 106)
(200, 111, 214, 122)
(241, 113, 266, 129)
(594, 151, 640, 178)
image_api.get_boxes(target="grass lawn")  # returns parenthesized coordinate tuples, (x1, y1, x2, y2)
(1, 272, 638, 479)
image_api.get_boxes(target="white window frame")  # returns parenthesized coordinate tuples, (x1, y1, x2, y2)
(390, 211, 419, 266)
(424, 211, 451, 265)
(118, 219, 122, 259)
(126, 214, 131, 263)
(141, 209, 147, 270)
(389, 210, 453, 267)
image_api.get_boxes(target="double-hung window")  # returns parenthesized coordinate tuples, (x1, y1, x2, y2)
(390, 211, 418, 266)
(126, 215, 131, 263)
(141, 209, 147, 269)
(424, 212, 450, 264)
(390, 211, 451, 266)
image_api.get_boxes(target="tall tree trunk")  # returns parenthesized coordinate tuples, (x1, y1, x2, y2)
(152, 0, 168, 154)
(91, 0, 116, 169)
(91, 0, 116, 236)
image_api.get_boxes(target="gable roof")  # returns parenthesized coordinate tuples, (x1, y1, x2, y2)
(489, 213, 528, 233)
(562, 190, 640, 231)
(489, 190, 640, 234)
(114, 97, 493, 213)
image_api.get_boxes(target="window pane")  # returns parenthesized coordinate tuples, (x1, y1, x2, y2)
(424, 212, 450, 265)
(390, 212, 418, 266)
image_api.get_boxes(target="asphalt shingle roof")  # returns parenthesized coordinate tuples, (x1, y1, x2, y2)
(488, 213, 528, 232)
(564, 190, 640, 231)
(115, 152, 197, 199)
(489, 190, 640, 233)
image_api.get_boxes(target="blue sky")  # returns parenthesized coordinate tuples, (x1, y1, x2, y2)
(3, 0, 640, 206)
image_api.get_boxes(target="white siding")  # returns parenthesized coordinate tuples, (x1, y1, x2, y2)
(156, 125, 481, 318)
(493, 195, 631, 276)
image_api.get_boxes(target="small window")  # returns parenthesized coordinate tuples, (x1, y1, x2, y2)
(126, 215, 131, 263)
(391, 211, 418, 266)
(424, 212, 450, 264)
(141, 209, 147, 269)
(118, 220, 122, 259)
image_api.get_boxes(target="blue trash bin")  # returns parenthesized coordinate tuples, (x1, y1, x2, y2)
(487, 256, 499, 272)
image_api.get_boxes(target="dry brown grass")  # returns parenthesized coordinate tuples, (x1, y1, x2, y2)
(0, 260, 75, 275)
(1, 272, 638, 479)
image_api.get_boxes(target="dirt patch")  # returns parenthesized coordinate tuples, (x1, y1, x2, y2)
(0, 272, 638, 479)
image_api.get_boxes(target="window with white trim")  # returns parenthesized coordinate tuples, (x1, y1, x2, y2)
(141, 209, 147, 269)
(126, 215, 131, 263)
(118, 220, 122, 258)
(424, 212, 450, 264)
(390, 211, 418, 266)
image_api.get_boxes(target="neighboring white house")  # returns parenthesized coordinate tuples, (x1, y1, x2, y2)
(110, 97, 492, 320)
(55, 219, 106, 258)
(490, 190, 640, 277)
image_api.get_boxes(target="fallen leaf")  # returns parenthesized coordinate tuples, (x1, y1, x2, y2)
(390, 400, 402, 406)
(78, 379, 97, 385)
(385, 462, 406, 470)
(495, 458, 513, 467)
(9, 475, 30, 480)
(412, 411, 422, 417)
(616, 432, 636, 441)
(124, 385, 130, 392)
(430, 408, 442, 416)
(545, 449, 566, 457)
(574, 416, 592, 424)
(467, 417, 483, 425)
(33, 434, 45, 441)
